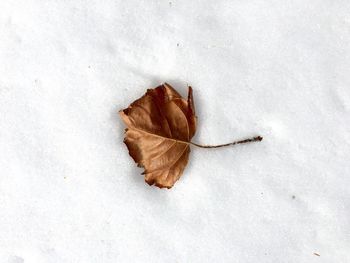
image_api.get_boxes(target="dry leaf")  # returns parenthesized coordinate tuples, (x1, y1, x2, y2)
(119, 83, 262, 189)
(119, 83, 196, 188)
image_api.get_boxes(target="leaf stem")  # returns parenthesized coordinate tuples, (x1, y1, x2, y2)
(190, 136, 263, 148)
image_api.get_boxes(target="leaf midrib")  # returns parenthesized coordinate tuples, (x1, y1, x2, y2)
(131, 126, 190, 145)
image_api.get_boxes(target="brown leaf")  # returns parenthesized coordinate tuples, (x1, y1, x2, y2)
(119, 83, 197, 188)
(120, 83, 263, 189)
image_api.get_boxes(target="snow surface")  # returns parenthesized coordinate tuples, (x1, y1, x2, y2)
(1, 0, 350, 262)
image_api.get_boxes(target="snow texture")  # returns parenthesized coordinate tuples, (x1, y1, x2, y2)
(1, 0, 350, 262)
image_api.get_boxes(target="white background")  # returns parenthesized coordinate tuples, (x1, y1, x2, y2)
(1, 0, 350, 262)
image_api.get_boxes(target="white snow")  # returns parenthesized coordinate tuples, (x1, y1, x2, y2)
(1, 0, 350, 262)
